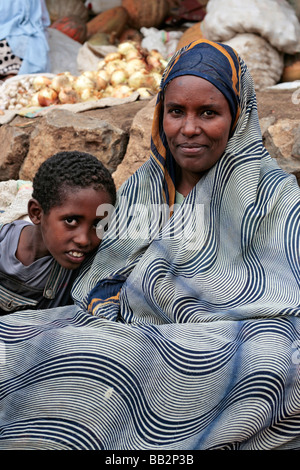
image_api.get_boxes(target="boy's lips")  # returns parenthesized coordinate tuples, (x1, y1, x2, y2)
(66, 250, 88, 263)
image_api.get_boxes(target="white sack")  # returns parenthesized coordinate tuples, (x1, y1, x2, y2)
(202, 0, 300, 54)
(223, 33, 284, 90)
(0, 180, 32, 224)
(77, 42, 117, 73)
(47, 28, 81, 76)
(141, 27, 183, 59)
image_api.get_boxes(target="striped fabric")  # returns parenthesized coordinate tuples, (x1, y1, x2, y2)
(0, 40, 299, 450)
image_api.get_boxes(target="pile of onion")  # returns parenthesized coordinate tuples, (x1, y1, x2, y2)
(0, 42, 168, 110)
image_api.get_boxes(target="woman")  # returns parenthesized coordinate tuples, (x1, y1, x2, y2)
(0, 40, 299, 450)
(74, 39, 299, 326)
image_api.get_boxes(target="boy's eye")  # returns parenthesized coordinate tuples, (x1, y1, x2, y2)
(65, 217, 78, 226)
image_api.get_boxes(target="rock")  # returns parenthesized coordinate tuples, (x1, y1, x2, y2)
(0, 88, 299, 189)
(19, 108, 128, 181)
(0, 125, 31, 181)
(259, 116, 276, 135)
(112, 97, 156, 188)
(263, 118, 300, 177)
(83, 100, 146, 134)
(113, 89, 300, 188)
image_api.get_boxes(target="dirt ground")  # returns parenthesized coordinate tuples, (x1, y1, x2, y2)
(256, 88, 299, 120)
(84, 100, 148, 134)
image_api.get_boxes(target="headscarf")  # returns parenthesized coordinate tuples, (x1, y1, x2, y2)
(71, 41, 300, 449)
(72, 39, 299, 324)
(0, 40, 298, 451)
(151, 39, 241, 206)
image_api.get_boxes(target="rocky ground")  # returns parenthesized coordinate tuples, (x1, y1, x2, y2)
(0, 86, 299, 190)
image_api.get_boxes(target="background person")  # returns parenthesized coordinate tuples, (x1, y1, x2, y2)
(0, 0, 50, 80)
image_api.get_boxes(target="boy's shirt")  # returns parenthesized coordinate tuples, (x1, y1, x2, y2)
(0, 220, 77, 314)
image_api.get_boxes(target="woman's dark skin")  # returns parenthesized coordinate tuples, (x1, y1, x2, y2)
(163, 75, 232, 196)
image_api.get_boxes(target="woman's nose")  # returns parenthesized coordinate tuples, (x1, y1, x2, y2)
(182, 115, 201, 136)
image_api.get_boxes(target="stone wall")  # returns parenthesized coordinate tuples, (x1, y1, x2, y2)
(0, 88, 299, 188)
(114, 88, 300, 188)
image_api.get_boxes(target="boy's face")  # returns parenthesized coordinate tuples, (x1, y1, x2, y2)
(35, 187, 113, 270)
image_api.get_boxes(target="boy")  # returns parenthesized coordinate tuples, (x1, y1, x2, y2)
(0, 150, 116, 314)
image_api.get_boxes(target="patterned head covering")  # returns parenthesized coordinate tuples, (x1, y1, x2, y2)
(150, 39, 242, 206)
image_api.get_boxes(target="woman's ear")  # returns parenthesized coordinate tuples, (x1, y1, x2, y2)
(27, 198, 43, 225)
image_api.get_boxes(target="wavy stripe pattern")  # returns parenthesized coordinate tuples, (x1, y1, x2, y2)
(0, 310, 299, 449)
(0, 41, 300, 449)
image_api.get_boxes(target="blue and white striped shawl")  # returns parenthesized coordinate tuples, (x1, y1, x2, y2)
(73, 40, 299, 326)
(0, 40, 299, 450)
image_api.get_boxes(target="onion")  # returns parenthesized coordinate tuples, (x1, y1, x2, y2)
(110, 85, 133, 99)
(38, 87, 58, 106)
(146, 72, 162, 91)
(136, 87, 153, 99)
(125, 48, 142, 61)
(33, 75, 52, 91)
(95, 70, 109, 90)
(51, 73, 73, 92)
(104, 52, 122, 63)
(97, 59, 106, 70)
(82, 71, 96, 80)
(74, 75, 96, 93)
(146, 55, 162, 70)
(117, 41, 138, 56)
(128, 70, 149, 89)
(58, 87, 79, 104)
(105, 59, 125, 77)
(30, 92, 41, 107)
(124, 58, 147, 75)
(102, 85, 114, 97)
(79, 87, 95, 101)
(97, 69, 110, 82)
(110, 69, 128, 86)
(96, 76, 108, 91)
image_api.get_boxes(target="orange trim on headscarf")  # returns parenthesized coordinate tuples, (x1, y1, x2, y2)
(151, 101, 166, 166)
(88, 292, 120, 314)
(152, 38, 241, 206)
(191, 39, 240, 97)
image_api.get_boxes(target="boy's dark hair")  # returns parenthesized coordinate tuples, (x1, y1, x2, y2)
(32, 151, 116, 213)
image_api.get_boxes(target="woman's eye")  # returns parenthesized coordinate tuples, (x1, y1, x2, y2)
(168, 107, 182, 115)
(203, 110, 215, 117)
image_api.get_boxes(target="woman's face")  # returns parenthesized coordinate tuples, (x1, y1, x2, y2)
(163, 75, 232, 192)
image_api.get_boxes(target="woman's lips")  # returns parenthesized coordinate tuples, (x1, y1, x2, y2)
(178, 143, 207, 154)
